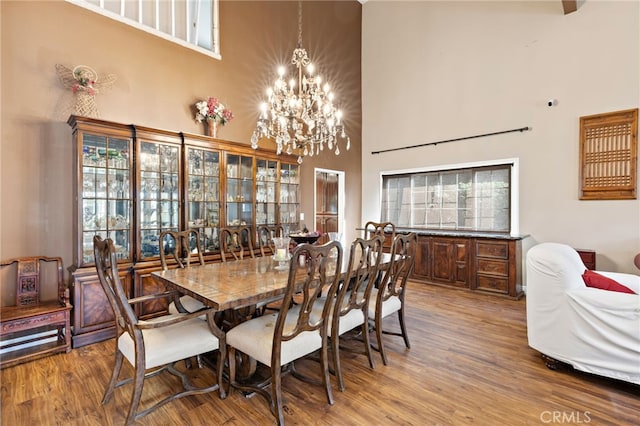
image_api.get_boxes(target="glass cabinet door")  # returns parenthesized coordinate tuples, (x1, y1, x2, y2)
(225, 154, 254, 230)
(81, 134, 132, 265)
(256, 158, 278, 228)
(186, 147, 221, 253)
(279, 163, 300, 234)
(138, 141, 180, 260)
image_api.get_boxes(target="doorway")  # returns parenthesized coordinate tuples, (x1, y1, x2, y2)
(314, 168, 345, 243)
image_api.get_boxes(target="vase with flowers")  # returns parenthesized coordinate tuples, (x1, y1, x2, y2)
(194, 97, 234, 138)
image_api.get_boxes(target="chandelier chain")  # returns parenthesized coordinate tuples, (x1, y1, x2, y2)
(297, 0, 303, 48)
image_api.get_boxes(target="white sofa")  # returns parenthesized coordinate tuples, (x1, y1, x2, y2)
(526, 242, 640, 385)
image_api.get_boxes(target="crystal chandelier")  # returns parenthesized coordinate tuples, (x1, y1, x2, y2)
(251, 1, 350, 164)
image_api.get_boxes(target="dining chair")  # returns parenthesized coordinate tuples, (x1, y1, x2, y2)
(220, 226, 255, 262)
(160, 229, 207, 314)
(226, 240, 343, 426)
(256, 224, 285, 257)
(368, 232, 417, 365)
(93, 236, 226, 425)
(364, 221, 396, 253)
(326, 234, 385, 391)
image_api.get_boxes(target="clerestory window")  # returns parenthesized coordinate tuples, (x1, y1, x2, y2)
(381, 162, 514, 233)
(66, 0, 220, 59)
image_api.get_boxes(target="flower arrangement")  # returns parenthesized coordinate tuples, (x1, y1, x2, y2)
(72, 66, 97, 95)
(195, 97, 234, 125)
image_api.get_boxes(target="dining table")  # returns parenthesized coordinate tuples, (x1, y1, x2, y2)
(151, 249, 393, 380)
(151, 250, 393, 314)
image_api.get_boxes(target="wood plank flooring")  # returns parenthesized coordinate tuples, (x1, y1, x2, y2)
(2, 282, 638, 425)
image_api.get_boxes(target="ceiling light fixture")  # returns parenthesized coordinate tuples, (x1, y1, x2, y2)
(251, 1, 350, 164)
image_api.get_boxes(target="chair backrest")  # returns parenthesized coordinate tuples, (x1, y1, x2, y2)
(159, 229, 205, 270)
(220, 226, 255, 262)
(0, 256, 66, 307)
(376, 232, 417, 306)
(93, 236, 137, 335)
(256, 224, 285, 257)
(364, 221, 396, 253)
(334, 235, 385, 324)
(273, 241, 343, 363)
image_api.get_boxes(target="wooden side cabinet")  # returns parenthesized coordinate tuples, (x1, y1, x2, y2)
(70, 266, 132, 348)
(406, 231, 525, 299)
(575, 249, 596, 270)
(471, 239, 523, 298)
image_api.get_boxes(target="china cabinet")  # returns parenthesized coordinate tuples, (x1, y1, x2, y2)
(68, 116, 299, 347)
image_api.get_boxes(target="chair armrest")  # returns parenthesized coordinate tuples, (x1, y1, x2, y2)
(136, 308, 215, 329)
(127, 290, 182, 306)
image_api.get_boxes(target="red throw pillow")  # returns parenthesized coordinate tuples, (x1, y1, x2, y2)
(582, 270, 636, 294)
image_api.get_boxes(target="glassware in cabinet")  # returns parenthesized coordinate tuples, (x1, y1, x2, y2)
(225, 154, 254, 229)
(256, 158, 278, 227)
(80, 133, 132, 266)
(138, 139, 181, 260)
(186, 147, 221, 253)
(279, 162, 300, 234)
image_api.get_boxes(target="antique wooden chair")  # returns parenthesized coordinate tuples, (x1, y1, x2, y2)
(226, 241, 343, 426)
(93, 236, 226, 425)
(368, 232, 417, 365)
(328, 234, 385, 391)
(159, 229, 206, 314)
(256, 224, 285, 257)
(219, 226, 255, 262)
(0, 256, 72, 368)
(364, 221, 396, 253)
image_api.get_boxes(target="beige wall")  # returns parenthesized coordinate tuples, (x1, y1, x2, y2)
(0, 0, 362, 304)
(362, 1, 640, 274)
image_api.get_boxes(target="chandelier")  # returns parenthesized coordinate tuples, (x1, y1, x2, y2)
(251, 1, 350, 164)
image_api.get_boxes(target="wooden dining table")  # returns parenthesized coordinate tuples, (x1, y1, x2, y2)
(151, 251, 393, 314)
(151, 250, 392, 381)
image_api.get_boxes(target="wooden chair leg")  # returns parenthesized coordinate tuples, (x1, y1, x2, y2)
(375, 315, 388, 365)
(398, 308, 410, 349)
(332, 333, 345, 392)
(228, 347, 237, 396)
(320, 338, 334, 406)
(361, 321, 376, 369)
(272, 365, 285, 426)
(125, 358, 146, 426)
(216, 346, 227, 399)
(102, 350, 124, 405)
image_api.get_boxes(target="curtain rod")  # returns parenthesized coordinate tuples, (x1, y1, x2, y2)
(371, 126, 531, 155)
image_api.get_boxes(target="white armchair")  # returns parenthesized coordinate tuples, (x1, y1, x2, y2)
(526, 242, 640, 385)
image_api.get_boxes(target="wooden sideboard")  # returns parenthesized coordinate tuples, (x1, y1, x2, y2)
(398, 229, 527, 299)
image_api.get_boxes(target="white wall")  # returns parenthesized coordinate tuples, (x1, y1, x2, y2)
(362, 1, 640, 274)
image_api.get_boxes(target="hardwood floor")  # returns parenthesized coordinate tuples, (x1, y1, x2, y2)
(2, 282, 638, 425)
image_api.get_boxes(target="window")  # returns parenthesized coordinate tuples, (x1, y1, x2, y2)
(381, 163, 512, 233)
(67, 0, 220, 59)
